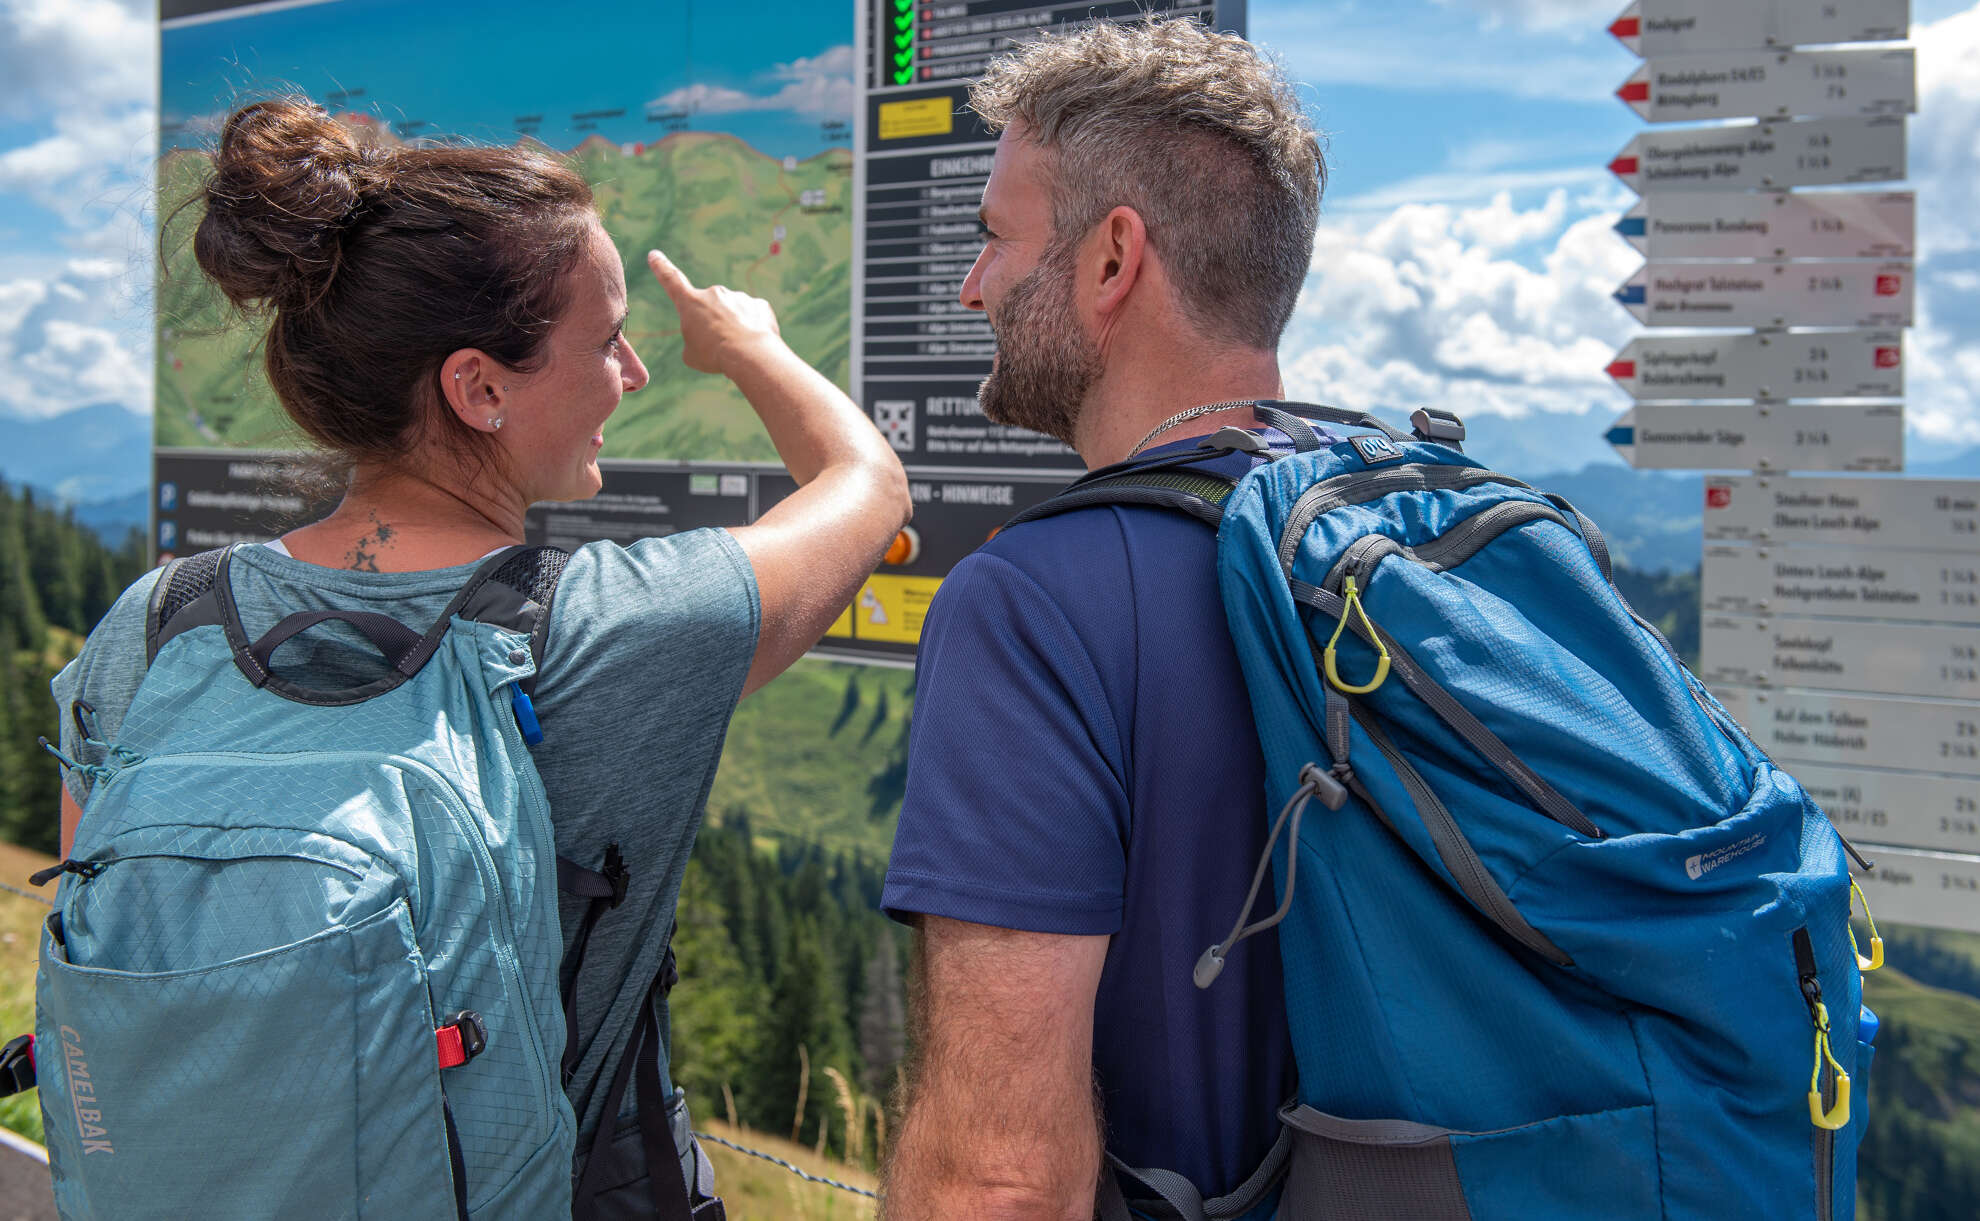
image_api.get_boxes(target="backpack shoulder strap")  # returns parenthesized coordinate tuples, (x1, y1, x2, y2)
(1004, 432, 1263, 532)
(452, 545, 570, 697)
(145, 547, 231, 665)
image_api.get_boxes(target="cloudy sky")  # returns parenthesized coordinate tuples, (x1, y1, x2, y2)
(1, 0, 1974, 469)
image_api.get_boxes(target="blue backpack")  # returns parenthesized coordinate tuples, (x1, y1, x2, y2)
(26, 545, 581, 1219)
(1012, 403, 1878, 1221)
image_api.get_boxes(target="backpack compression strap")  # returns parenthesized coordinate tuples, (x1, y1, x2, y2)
(1002, 430, 1263, 532)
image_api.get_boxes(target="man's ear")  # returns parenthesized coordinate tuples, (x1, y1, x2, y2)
(1090, 205, 1148, 320)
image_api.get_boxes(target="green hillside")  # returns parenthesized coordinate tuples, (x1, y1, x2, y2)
(154, 130, 853, 462)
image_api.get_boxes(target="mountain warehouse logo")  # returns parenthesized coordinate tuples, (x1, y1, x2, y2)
(1685, 833, 1766, 881)
(60, 1026, 112, 1155)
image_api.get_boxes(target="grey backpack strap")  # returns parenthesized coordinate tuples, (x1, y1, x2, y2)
(144, 547, 231, 664)
(1097, 1124, 1294, 1221)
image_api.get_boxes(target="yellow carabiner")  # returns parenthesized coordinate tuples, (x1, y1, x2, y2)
(1848, 880, 1884, 972)
(1807, 1001, 1852, 1131)
(1324, 576, 1391, 695)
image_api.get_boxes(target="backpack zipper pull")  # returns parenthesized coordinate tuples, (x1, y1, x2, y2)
(1323, 576, 1391, 695)
(1848, 880, 1883, 972)
(1794, 927, 1851, 1131)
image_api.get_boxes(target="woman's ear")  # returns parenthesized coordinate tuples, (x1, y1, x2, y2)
(441, 350, 507, 432)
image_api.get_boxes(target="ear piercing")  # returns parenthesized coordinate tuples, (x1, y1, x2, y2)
(489, 417, 504, 431)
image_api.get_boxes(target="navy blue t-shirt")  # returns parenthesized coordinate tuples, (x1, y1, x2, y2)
(883, 434, 1307, 1205)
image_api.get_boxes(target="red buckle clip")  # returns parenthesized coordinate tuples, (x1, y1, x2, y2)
(435, 1011, 487, 1070)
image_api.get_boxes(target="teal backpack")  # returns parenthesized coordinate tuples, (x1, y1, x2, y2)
(28, 545, 579, 1219)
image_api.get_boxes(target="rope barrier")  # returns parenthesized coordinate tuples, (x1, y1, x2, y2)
(0, 882, 50, 908)
(693, 1130, 879, 1200)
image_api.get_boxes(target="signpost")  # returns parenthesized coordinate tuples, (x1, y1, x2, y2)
(1607, 117, 1907, 193)
(1603, 403, 1902, 471)
(1603, 0, 1977, 933)
(1615, 47, 1915, 123)
(1615, 190, 1913, 260)
(1612, 260, 1912, 329)
(1608, 0, 1910, 57)
(1606, 331, 1903, 401)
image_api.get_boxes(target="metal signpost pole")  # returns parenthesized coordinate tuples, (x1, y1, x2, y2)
(1606, 0, 1980, 933)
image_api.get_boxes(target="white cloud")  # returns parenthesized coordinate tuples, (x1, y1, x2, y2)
(648, 44, 855, 118)
(0, 107, 156, 216)
(0, 254, 152, 419)
(1288, 195, 1638, 423)
(1913, 6, 1980, 256)
(0, 0, 154, 121)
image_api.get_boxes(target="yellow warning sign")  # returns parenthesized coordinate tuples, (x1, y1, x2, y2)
(878, 97, 954, 141)
(852, 575, 943, 644)
(823, 603, 854, 639)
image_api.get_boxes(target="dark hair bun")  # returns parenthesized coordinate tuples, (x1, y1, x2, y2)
(193, 99, 381, 311)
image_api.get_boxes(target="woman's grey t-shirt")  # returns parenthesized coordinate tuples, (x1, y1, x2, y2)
(50, 532, 760, 1159)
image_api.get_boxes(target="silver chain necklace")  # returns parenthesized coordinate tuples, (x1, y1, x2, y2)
(1125, 400, 1257, 458)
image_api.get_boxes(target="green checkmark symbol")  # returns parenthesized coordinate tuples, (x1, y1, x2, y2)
(895, 12, 913, 31)
(894, 31, 913, 50)
(895, 48, 914, 67)
(892, 66, 915, 84)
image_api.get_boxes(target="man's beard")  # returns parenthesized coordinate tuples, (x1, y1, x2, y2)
(977, 241, 1102, 446)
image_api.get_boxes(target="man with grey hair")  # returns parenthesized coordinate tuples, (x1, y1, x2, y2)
(879, 17, 1326, 1220)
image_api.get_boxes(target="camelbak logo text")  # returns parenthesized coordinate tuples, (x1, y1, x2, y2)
(60, 1026, 112, 1154)
(1685, 833, 1766, 881)
(1351, 435, 1404, 465)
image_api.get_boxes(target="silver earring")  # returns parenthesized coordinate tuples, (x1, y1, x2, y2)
(490, 416, 504, 431)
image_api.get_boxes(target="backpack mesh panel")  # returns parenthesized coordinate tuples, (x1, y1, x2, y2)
(157, 549, 226, 628)
(489, 547, 569, 607)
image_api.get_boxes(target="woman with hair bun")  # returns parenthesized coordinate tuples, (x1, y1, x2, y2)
(48, 99, 910, 1218)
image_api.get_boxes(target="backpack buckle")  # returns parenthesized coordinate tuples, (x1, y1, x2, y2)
(437, 1011, 488, 1069)
(0, 1035, 34, 1097)
(1409, 408, 1466, 445)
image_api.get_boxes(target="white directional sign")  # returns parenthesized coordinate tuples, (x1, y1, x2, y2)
(1713, 685, 1980, 778)
(1607, 331, 1902, 401)
(1704, 476, 1980, 548)
(1704, 614, 1980, 700)
(1609, 0, 1912, 58)
(1617, 191, 1913, 260)
(1614, 260, 1912, 328)
(1618, 48, 1916, 123)
(1704, 542, 1980, 625)
(1609, 116, 1907, 193)
(1847, 846, 1980, 935)
(1606, 403, 1902, 471)
(1788, 762, 1980, 856)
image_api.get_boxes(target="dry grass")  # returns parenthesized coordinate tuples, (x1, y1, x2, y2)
(698, 1119, 878, 1221)
(0, 841, 57, 1145)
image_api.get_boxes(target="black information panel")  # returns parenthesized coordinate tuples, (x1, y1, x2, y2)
(153, 451, 338, 558)
(855, 0, 1244, 475)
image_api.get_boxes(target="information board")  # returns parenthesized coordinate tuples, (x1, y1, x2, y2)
(1787, 761, 1980, 856)
(1703, 614, 1980, 699)
(1608, 0, 1911, 57)
(1702, 475, 1980, 547)
(1608, 116, 1907, 193)
(155, 0, 1245, 661)
(1606, 330, 1902, 401)
(1850, 846, 1980, 933)
(1714, 685, 1980, 779)
(846, 0, 1246, 661)
(1703, 541, 1980, 624)
(1615, 190, 1913, 260)
(1604, 403, 1903, 471)
(1616, 47, 1915, 123)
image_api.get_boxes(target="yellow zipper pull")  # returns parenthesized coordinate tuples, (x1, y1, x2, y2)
(1848, 879, 1884, 972)
(1324, 576, 1391, 695)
